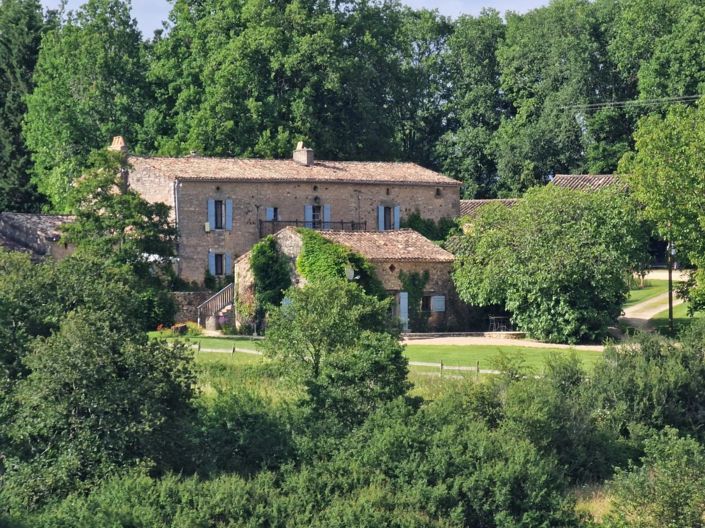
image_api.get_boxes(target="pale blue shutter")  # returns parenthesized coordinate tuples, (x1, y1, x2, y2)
(208, 252, 216, 276)
(323, 204, 331, 229)
(225, 253, 232, 275)
(399, 292, 409, 331)
(225, 199, 233, 230)
(431, 295, 446, 312)
(265, 207, 275, 221)
(378, 206, 385, 231)
(207, 199, 216, 229)
(304, 205, 313, 228)
(393, 206, 401, 230)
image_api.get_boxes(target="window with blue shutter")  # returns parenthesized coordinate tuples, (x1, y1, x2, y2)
(431, 295, 446, 313)
(265, 207, 275, 221)
(304, 205, 313, 228)
(207, 199, 216, 230)
(377, 206, 385, 231)
(393, 206, 401, 230)
(323, 204, 331, 229)
(398, 291, 409, 331)
(225, 199, 233, 231)
(225, 253, 232, 275)
(208, 251, 216, 275)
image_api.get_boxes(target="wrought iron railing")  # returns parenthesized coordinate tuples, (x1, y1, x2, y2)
(259, 219, 368, 237)
(197, 283, 234, 327)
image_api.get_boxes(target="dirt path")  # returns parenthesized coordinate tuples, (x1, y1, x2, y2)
(620, 291, 684, 331)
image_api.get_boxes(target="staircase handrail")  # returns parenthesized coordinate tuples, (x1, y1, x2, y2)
(197, 283, 234, 326)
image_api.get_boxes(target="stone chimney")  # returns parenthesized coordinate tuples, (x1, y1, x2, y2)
(293, 141, 314, 166)
(108, 135, 129, 154)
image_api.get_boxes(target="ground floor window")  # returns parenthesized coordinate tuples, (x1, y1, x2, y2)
(214, 253, 224, 276)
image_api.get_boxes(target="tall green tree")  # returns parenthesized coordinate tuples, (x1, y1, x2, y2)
(452, 185, 647, 343)
(619, 100, 705, 310)
(434, 10, 506, 197)
(494, 0, 631, 194)
(23, 0, 151, 211)
(0, 0, 46, 212)
(146, 0, 447, 165)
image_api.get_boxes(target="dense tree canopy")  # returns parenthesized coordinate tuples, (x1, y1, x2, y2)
(452, 186, 648, 342)
(3, 0, 704, 210)
(22, 0, 151, 210)
(0, 0, 46, 212)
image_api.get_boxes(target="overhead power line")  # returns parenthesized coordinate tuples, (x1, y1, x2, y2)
(560, 94, 702, 111)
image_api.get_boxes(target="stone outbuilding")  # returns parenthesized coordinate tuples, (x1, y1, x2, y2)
(234, 227, 462, 332)
(125, 140, 461, 285)
(0, 212, 74, 261)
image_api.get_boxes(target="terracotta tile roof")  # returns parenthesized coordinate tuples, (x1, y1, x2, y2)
(319, 229, 454, 263)
(128, 156, 460, 187)
(551, 174, 618, 191)
(459, 199, 519, 217)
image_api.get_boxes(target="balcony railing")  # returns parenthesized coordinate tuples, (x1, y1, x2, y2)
(259, 219, 368, 237)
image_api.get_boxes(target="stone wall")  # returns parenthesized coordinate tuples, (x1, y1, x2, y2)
(173, 180, 459, 283)
(172, 291, 212, 323)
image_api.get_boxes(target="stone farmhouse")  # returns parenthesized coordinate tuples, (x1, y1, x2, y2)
(124, 140, 462, 285)
(234, 227, 458, 332)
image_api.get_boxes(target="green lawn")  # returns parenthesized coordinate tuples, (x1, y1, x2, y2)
(651, 302, 703, 336)
(624, 279, 670, 308)
(148, 333, 262, 352)
(405, 344, 603, 372)
(152, 333, 604, 372)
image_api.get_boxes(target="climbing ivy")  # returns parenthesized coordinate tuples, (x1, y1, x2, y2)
(296, 229, 385, 298)
(399, 270, 430, 332)
(250, 235, 292, 309)
(400, 211, 458, 242)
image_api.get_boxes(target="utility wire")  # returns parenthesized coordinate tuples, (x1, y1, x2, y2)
(560, 94, 702, 111)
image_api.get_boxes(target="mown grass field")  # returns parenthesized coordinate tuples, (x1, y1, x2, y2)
(404, 343, 603, 371)
(624, 279, 669, 307)
(152, 334, 603, 372)
(651, 302, 704, 336)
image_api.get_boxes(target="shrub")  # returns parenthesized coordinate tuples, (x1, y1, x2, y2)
(590, 325, 705, 442)
(605, 428, 705, 528)
(1, 310, 196, 511)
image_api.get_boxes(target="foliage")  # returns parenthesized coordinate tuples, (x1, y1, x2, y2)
(261, 278, 403, 427)
(452, 185, 648, 343)
(590, 324, 705, 442)
(604, 427, 705, 528)
(620, 100, 705, 312)
(400, 211, 457, 241)
(250, 235, 292, 309)
(398, 269, 430, 332)
(434, 10, 507, 198)
(307, 332, 411, 428)
(296, 229, 385, 298)
(195, 389, 294, 476)
(62, 150, 176, 279)
(22, 0, 151, 210)
(0, 0, 47, 212)
(1, 310, 196, 510)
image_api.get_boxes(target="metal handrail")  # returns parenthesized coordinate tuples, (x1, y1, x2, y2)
(197, 283, 234, 326)
(259, 219, 368, 237)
